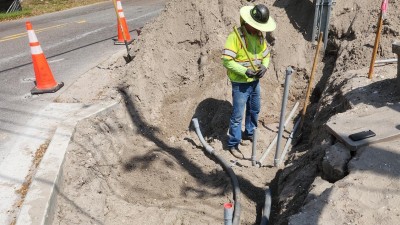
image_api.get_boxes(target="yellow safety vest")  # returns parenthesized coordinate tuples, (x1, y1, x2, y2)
(221, 26, 271, 83)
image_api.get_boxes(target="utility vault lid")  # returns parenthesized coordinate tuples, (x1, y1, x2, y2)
(326, 104, 400, 150)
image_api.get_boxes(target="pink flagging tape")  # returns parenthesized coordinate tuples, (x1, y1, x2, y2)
(381, 0, 389, 14)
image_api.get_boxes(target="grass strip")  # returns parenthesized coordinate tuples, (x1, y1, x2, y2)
(0, 0, 107, 22)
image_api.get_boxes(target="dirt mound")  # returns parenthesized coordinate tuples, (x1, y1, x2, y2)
(53, 0, 400, 224)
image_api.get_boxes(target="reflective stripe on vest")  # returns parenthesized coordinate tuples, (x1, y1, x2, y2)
(262, 48, 271, 58)
(236, 28, 262, 67)
(222, 49, 237, 58)
(237, 59, 262, 67)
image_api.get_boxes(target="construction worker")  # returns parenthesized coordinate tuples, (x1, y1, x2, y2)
(221, 4, 276, 159)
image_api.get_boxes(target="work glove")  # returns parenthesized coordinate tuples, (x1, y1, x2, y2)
(245, 69, 257, 78)
(256, 65, 267, 78)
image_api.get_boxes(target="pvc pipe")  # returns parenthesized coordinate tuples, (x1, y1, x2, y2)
(251, 128, 258, 166)
(191, 118, 214, 155)
(224, 203, 233, 225)
(257, 102, 299, 166)
(192, 118, 241, 225)
(278, 118, 301, 166)
(274, 67, 294, 167)
(375, 58, 397, 64)
(260, 187, 272, 225)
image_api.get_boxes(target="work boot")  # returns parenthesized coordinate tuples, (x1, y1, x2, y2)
(229, 146, 244, 159)
(242, 133, 253, 142)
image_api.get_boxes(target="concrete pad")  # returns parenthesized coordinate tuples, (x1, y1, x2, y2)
(326, 103, 400, 150)
(15, 101, 118, 225)
(289, 139, 400, 225)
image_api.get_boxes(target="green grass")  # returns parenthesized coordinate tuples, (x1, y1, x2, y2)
(0, 9, 32, 21)
(0, 0, 106, 22)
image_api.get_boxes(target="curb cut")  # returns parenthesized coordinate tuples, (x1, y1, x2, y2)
(15, 101, 119, 225)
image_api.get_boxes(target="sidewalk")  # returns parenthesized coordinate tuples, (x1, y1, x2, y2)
(0, 101, 117, 224)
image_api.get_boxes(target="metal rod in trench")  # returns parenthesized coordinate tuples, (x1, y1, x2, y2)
(274, 66, 294, 167)
(375, 58, 397, 64)
(257, 101, 299, 166)
(278, 118, 301, 166)
(251, 128, 258, 166)
(112, 0, 132, 62)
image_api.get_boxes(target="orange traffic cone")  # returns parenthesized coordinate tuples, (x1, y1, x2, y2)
(26, 21, 63, 94)
(114, 0, 133, 45)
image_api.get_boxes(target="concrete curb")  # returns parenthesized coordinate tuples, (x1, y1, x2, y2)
(15, 101, 119, 225)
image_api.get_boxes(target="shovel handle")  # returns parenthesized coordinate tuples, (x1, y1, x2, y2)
(233, 26, 257, 71)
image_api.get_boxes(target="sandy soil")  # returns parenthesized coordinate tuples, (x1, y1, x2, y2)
(52, 0, 400, 224)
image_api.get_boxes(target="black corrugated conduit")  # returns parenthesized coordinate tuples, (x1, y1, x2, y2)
(260, 187, 272, 225)
(192, 118, 241, 225)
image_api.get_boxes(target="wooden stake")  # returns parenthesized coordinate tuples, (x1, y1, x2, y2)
(368, 12, 384, 79)
(300, 32, 323, 130)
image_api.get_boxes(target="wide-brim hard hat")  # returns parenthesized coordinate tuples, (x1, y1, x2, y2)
(240, 5, 276, 32)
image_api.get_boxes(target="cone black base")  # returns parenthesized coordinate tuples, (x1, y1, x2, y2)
(31, 82, 64, 95)
(113, 38, 134, 45)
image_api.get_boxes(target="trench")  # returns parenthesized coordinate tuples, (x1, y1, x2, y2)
(47, 0, 400, 224)
(268, 31, 348, 225)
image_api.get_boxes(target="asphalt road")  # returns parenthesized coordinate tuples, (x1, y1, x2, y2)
(0, 0, 165, 163)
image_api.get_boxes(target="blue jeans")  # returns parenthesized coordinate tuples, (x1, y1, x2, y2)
(228, 80, 260, 148)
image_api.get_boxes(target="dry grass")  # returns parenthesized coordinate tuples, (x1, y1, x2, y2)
(9, 141, 50, 225)
(0, 0, 107, 21)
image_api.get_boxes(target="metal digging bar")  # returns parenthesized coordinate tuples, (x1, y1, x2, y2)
(192, 118, 241, 225)
(251, 128, 258, 166)
(278, 117, 301, 166)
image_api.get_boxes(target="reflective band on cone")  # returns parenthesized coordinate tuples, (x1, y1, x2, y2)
(26, 21, 64, 94)
(30, 45, 43, 55)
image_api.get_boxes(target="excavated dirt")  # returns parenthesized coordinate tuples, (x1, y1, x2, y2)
(52, 0, 400, 224)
